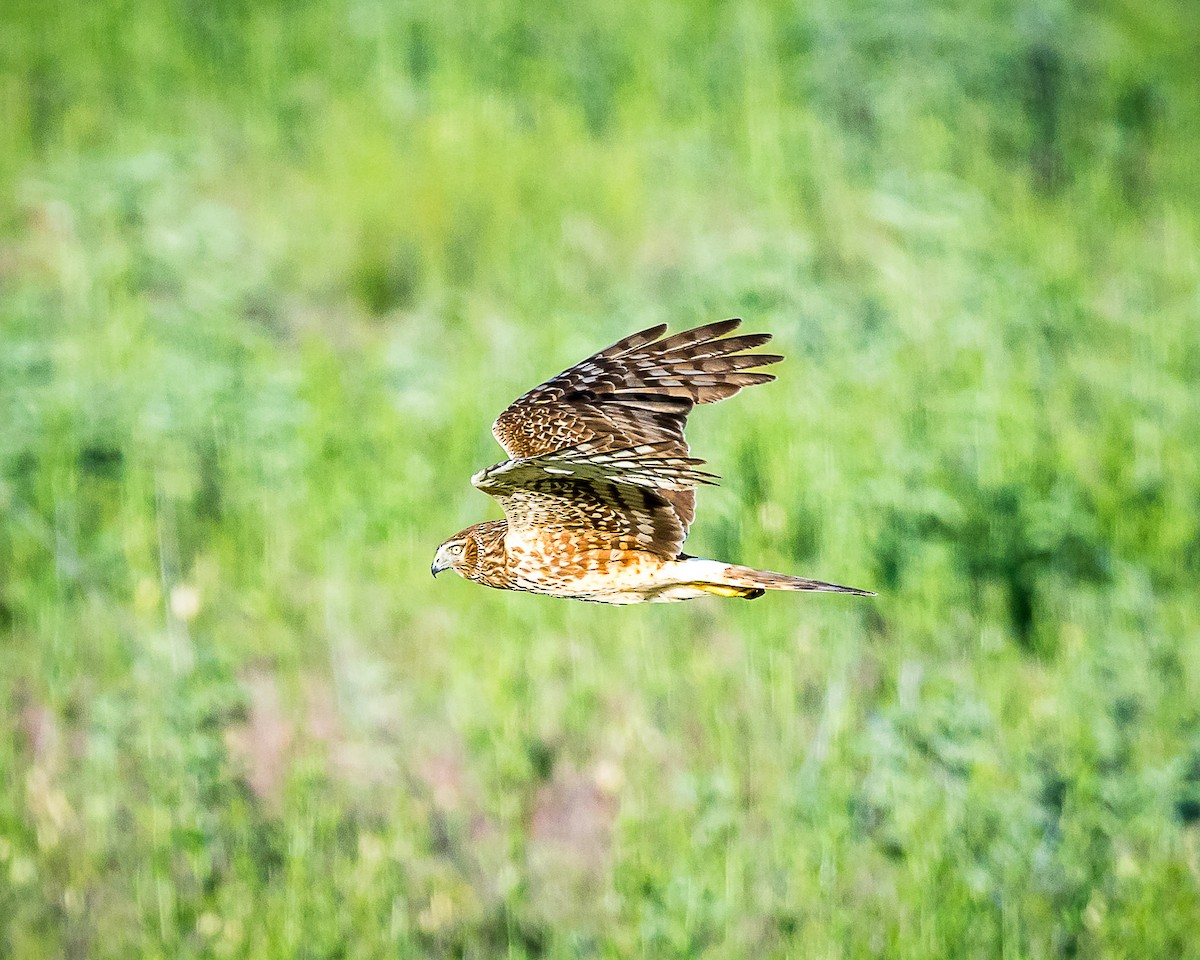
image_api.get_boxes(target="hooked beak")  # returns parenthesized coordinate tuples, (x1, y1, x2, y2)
(431, 556, 448, 578)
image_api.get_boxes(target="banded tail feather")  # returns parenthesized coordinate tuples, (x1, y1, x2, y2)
(672, 558, 874, 600)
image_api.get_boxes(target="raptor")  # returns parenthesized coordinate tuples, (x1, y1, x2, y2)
(431, 320, 873, 603)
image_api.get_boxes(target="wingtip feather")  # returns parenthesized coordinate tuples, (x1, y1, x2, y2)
(602, 324, 669, 358)
(651, 318, 742, 353)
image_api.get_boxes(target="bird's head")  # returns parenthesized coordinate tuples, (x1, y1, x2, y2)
(431, 527, 482, 581)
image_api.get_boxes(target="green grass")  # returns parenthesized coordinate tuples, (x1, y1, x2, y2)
(2, 0, 1200, 956)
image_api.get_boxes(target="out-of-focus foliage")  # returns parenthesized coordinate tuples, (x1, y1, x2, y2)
(1, 0, 1198, 957)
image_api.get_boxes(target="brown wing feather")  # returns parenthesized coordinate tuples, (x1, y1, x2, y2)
(495, 477, 686, 559)
(489, 320, 780, 534)
(473, 442, 717, 559)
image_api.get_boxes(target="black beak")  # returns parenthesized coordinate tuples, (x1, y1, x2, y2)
(431, 560, 445, 578)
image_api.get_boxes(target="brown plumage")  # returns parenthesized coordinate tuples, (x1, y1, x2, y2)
(431, 320, 873, 603)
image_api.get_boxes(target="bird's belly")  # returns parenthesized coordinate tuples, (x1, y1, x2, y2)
(506, 545, 677, 603)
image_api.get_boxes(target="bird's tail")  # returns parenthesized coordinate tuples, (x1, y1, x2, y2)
(671, 558, 874, 600)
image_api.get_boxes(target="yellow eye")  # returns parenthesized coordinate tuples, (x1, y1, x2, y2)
(450, 543, 463, 555)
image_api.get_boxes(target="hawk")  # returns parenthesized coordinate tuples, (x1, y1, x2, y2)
(431, 320, 873, 603)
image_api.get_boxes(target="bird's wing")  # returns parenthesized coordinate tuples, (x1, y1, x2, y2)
(489, 320, 781, 535)
(472, 442, 716, 558)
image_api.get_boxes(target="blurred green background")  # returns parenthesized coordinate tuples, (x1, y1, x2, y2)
(2, 0, 1199, 956)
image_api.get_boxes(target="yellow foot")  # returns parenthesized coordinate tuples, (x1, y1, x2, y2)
(697, 584, 765, 600)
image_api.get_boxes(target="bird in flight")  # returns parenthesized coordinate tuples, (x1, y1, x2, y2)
(431, 320, 873, 604)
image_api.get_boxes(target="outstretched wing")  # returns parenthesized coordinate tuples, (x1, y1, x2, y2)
(472, 442, 716, 559)
(489, 320, 781, 533)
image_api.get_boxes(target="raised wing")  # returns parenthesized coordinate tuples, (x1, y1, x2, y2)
(472, 442, 716, 558)
(489, 320, 781, 532)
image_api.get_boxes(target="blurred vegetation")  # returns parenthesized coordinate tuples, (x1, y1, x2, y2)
(2, 0, 1199, 956)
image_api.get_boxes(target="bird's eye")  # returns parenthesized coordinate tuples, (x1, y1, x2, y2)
(450, 543, 463, 555)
